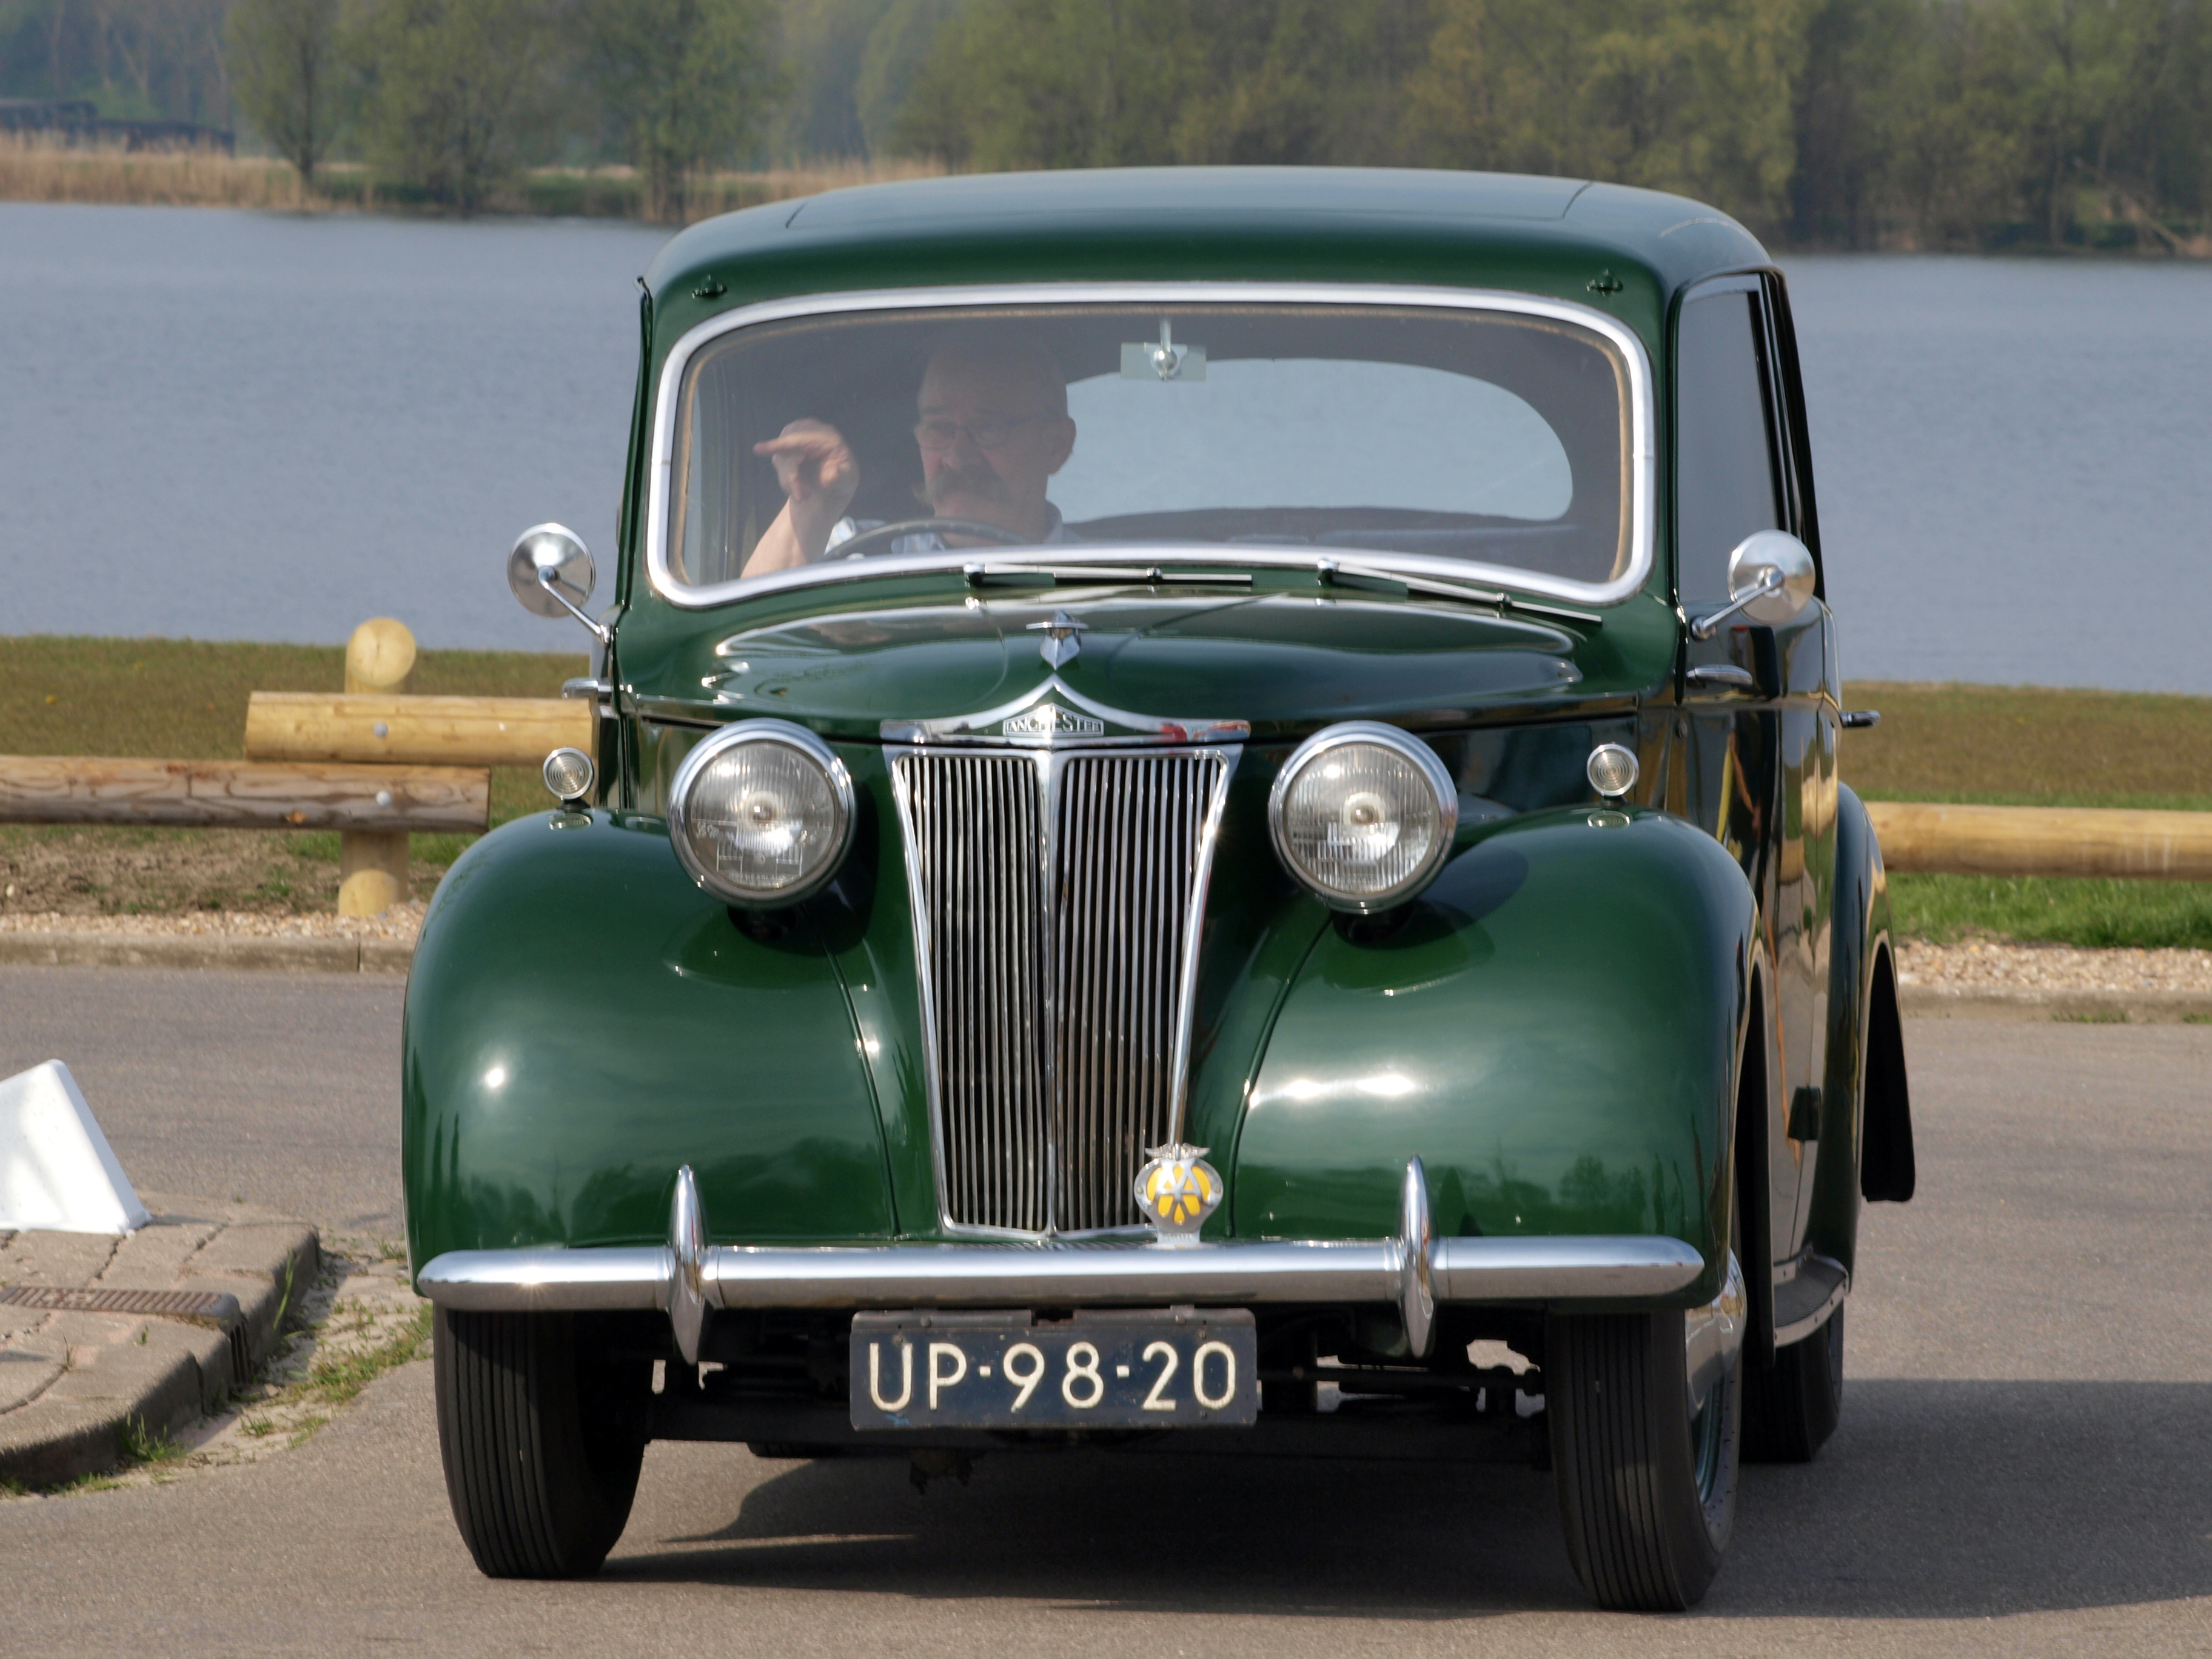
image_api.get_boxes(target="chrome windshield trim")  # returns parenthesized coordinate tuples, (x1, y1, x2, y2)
(416, 1233, 1706, 1312)
(644, 281, 1657, 612)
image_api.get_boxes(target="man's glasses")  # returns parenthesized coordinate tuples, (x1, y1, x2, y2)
(913, 412, 1046, 452)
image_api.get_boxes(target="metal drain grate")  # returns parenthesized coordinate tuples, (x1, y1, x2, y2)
(0, 1285, 250, 1380)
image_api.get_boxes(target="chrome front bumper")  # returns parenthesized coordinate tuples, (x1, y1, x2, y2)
(416, 1162, 1707, 1366)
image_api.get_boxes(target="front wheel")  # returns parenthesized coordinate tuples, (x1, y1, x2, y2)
(1547, 1296, 1743, 1610)
(1744, 1303, 1844, 1462)
(434, 1307, 651, 1579)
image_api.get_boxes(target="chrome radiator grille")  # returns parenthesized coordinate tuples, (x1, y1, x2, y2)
(893, 748, 1233, 1234)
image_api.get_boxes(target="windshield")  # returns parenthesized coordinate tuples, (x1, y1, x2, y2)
(662, 298, 1637, 596)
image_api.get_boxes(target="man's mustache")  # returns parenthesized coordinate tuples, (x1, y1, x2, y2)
(919, 463, 1010, 506)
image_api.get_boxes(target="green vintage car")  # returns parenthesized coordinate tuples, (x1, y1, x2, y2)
(407, 167, 1916, 1609)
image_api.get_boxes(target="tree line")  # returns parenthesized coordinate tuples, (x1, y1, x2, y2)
(5, 0, 2210, 246)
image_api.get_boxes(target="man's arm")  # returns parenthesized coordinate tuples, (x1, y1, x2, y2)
(744, 418, 860, 577)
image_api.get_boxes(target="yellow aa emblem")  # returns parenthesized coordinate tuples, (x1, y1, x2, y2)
(1134, 1144, 1223, 1238)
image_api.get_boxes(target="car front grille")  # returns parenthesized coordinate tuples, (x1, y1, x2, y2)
(893, 748, 1233, 1234)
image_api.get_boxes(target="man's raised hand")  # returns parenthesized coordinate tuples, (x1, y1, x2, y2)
(754, 418, 859, 518)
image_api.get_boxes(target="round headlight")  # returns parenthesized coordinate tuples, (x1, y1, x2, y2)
(1268, 723, 1458, 913)
(668, 720, 854, 907)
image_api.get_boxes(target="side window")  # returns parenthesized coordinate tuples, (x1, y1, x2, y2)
(1675, 289, 1783, 603)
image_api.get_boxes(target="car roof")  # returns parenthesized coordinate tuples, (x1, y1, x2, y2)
(643, 167, 1771, 346)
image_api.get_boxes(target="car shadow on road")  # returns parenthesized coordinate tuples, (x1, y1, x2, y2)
(608, 1378, 2212, 1619)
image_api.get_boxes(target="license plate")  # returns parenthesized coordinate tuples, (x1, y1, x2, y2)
(849, 1309, 1259, 1430)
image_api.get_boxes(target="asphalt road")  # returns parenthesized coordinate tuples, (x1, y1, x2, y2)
(2, 965, 2208, 1655)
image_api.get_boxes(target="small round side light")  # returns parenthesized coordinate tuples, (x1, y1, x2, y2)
(1585, 743, 1639, 803)
(542, 746, 595, 808)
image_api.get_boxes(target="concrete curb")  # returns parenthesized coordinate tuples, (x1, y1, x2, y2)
(0, 931, 412, 974)
(0, 1195, 320, 1488)
(1900, 984, 2212, 1023)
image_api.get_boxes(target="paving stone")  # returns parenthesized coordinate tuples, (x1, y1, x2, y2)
(142, 1320, 235, 1413)
(45, 1310, 156, 1362)
(0, 1198, 319, 1486)
(0, 1335, 65, 1414)
(0, 1229, 118, 1289)
(0, 1338, 201, 1487)
(186, 1222, 318, 1287)
(97, 1216, 224, 1290)
(183, 1223, 319, 1362)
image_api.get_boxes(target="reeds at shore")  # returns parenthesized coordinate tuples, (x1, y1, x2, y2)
(0, 136, 942, 221)
(0, 136, 314, 209)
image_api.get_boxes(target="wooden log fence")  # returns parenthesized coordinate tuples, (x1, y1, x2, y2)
(1864, 802, 2212, 883)
(337, 618, 417, 917)
(0, 756, 488, 834)
(244, 691, 589, 768)
(10, 619, 2212, 927)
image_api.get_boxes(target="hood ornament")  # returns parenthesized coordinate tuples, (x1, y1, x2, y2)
(1134, 1142, 1224, 1246)
(1027, 609, 1089, 669)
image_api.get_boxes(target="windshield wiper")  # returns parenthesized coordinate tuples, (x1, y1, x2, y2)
(1316, 558, 1601, 628)
(962, 560, 1255, 589)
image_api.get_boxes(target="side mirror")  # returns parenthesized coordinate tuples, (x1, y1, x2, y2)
(1691, 530, 1816, 639)
(507, 523, 609, 645)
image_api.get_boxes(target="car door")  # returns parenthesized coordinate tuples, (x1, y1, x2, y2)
(1672, 273, 1837, 1267)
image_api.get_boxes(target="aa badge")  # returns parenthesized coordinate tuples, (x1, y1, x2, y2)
(1133, 1142, 1223, 1245)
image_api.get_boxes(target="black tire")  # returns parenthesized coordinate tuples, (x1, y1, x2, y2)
(434, 1307, 650, 1579)
(1743, 1304, 1843, 1463)
(1547, 1301, 1742, 1610)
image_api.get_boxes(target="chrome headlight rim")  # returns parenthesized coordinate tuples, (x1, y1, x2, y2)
(1267, 720, 1459, 915)
(667, 717, 856, 908)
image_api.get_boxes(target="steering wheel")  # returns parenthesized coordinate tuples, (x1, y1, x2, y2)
(832, 518, 1034, 560)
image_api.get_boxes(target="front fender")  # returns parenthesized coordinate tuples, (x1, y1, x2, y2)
(1231, 806, 1757, 1304)
(403, 809, 896, 1279)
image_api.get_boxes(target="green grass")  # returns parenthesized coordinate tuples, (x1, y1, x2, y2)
(1845, 680, 2212, 811)
(250, 1302, 433, 1451)
(0, 636, 585, 911)
(1889, 874, 2212, 950)
(1847, 681, 2212, 948)
(52, 1472, 125, 1495)
(119, 1415, 186, 1467)
(0, 635, 585, 765)
(2056, 1009, 2131, 1024)
(0, 634, 585, 837)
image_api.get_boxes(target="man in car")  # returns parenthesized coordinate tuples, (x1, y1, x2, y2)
(742, 332, 1079, 577)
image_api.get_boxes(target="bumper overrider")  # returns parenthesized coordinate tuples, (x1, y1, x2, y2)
(418, 1161, 1712, 1367)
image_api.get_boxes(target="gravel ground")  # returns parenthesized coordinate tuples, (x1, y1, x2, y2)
(1895, 939, 2212, 993)
(0, 900, 427, 941)
(0, 822, 451, 920)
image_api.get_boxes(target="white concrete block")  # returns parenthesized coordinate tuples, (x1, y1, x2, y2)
(0, 1061, 149, 1235)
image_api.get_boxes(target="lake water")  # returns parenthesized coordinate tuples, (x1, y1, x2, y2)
(3, 204, 2208, 689)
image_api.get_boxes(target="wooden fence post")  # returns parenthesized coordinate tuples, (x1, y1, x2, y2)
(338, 618, 416, 916)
